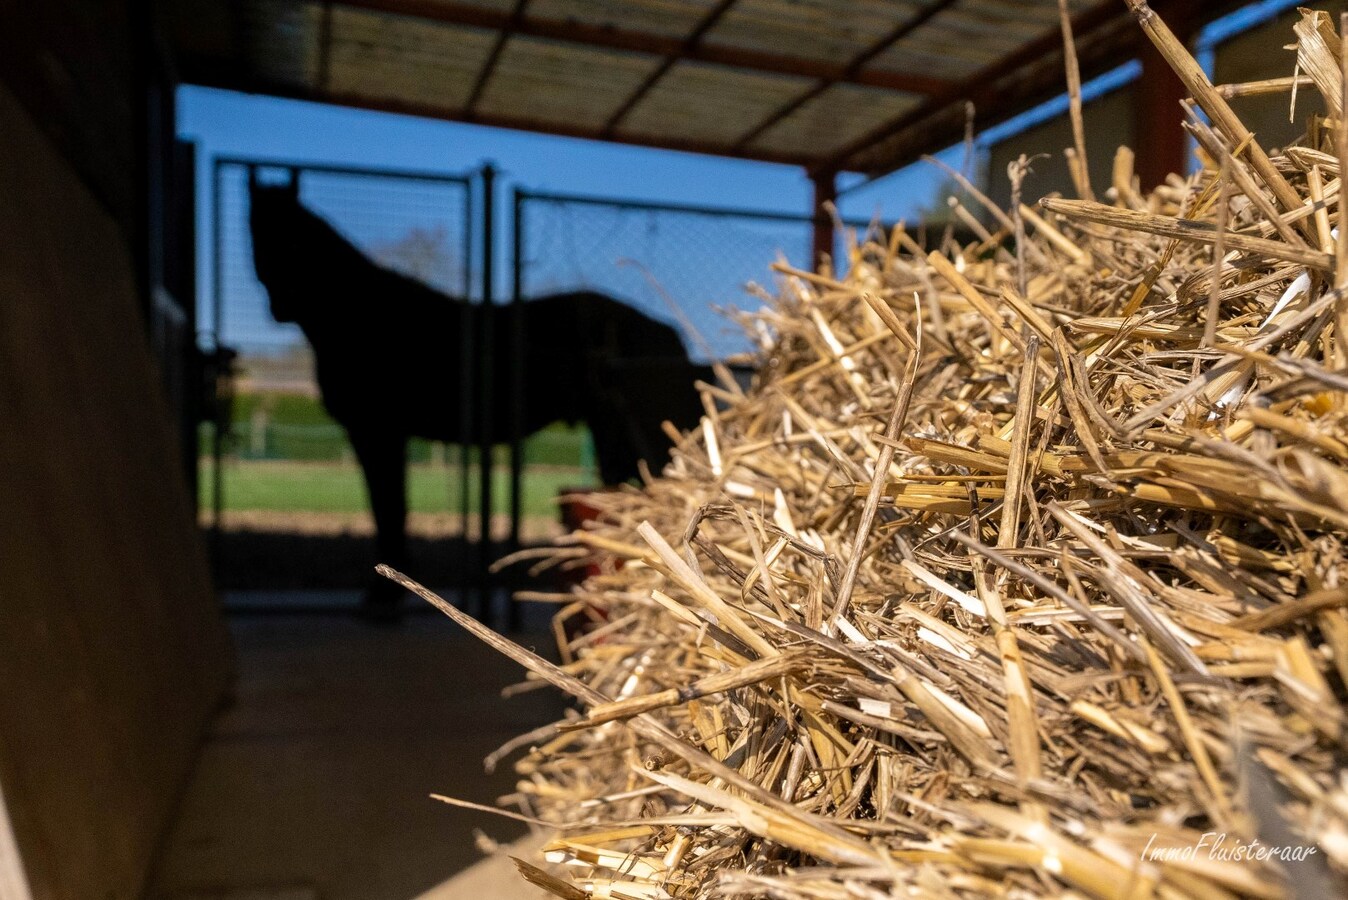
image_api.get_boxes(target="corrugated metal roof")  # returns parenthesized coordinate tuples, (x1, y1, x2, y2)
(622, 61, 812, 146)
(474, 36, 659, 131)
(326, 8, 497, 110)
(166, 0, 1246, 177)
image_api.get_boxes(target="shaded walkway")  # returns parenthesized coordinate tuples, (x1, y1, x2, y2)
(150, 606, 563, 899)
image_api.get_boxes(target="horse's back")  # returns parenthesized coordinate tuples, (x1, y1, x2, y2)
(310, 268, 470, 433)
(307, 275, 708, 478)
(519, 291, 709, 482)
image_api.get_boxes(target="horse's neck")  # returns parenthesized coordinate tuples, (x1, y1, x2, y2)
(311, 221, 375, 283)
(283, 214, 375, 329)
(292, 265, 477, 352)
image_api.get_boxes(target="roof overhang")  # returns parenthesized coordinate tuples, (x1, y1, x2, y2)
(164, 0, 1251, 178)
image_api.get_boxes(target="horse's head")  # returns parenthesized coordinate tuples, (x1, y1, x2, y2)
(248, 169, 305, 323)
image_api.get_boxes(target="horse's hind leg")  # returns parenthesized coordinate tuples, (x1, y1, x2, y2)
(349, 428, 409, 621)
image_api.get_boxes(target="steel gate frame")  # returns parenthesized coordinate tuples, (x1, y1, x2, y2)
(207, 155, 479, 612)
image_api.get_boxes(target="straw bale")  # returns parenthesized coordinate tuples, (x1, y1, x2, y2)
(387, 4, 1348, 896)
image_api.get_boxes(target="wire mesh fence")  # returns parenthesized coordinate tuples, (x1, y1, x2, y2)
(513, 190, 881, 362)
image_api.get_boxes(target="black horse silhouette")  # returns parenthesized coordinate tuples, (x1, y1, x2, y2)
(248, 175, 713, 613)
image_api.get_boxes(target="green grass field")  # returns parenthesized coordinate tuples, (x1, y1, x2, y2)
(220, 391, 594, 467)
(201, 459, 596, 517)
(205, 390, 602, 517)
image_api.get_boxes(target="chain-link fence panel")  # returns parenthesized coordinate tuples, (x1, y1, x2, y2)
(210, 160, 474, 409)
(514, 191, 879, 362)
(204, 159, 477, 590)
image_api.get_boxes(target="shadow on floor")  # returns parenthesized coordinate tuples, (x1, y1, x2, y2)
(149, 611, 567, 900)
(207, 522, 561, 592)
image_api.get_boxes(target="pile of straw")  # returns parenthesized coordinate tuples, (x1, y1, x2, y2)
(388, 4, 1348, 896)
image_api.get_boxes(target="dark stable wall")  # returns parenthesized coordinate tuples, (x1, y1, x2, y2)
(0, 2, 232, 896)
(0, 0, 140, 231)
(986, 85, 1136, 212)
(1214, 3, 1348, 154)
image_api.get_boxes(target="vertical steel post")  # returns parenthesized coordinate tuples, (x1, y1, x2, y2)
(1135, 3, 1197, 191)
(210, 159, 227, 565)
(811, 168, 837, 273)
(457, 177, 475, 598)
(507, 187, 525, 631)
(476, 163, 497, 617)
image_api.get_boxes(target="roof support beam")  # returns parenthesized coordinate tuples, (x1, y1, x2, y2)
(811, 168, 837, 271)
(824, 0, 1249, 180)
(602, 0, 740, 136)
(820, 0, 1126, 176)
(463, 0, 529, 116)
(732, 0, 960, 152)
(1134, 1, 1198, 190)
(316, 1, 334, 90)
(323, 0, 953, 96)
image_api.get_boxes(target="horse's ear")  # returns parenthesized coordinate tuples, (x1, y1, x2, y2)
(286, 169, 300, 200)
(248, 165, 259, 192)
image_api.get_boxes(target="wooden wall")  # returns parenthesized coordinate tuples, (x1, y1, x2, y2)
(986, 85, 1136, 211)
(1214, 3, 1348, 154)
(0, 56, 231, 900)
(0, 0, 140, 232)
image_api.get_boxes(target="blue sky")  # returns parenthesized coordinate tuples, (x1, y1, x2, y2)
(179, 86, 818, 211)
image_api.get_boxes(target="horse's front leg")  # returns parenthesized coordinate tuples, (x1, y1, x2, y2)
(349, 427, 409, 621)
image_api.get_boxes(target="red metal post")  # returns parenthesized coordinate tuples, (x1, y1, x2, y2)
(811, 168, 837, 272)
(1134, 2, 1199, 192)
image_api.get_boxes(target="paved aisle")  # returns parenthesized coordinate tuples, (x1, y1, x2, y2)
(150, 610, 563, 900)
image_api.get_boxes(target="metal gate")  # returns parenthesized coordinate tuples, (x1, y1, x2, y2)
(204, 157, 477, 609)
(511, 189, 861, 360)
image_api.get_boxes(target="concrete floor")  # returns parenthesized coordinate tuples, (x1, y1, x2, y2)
(149, 603, 564, 900)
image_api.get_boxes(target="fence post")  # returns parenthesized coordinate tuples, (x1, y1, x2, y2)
(209, 159, 227, 564)
(457, 169, 476, 600)
(811, 168, 837, 273)
(476, 162, 497, 617)
(507, 187, 525, 631)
